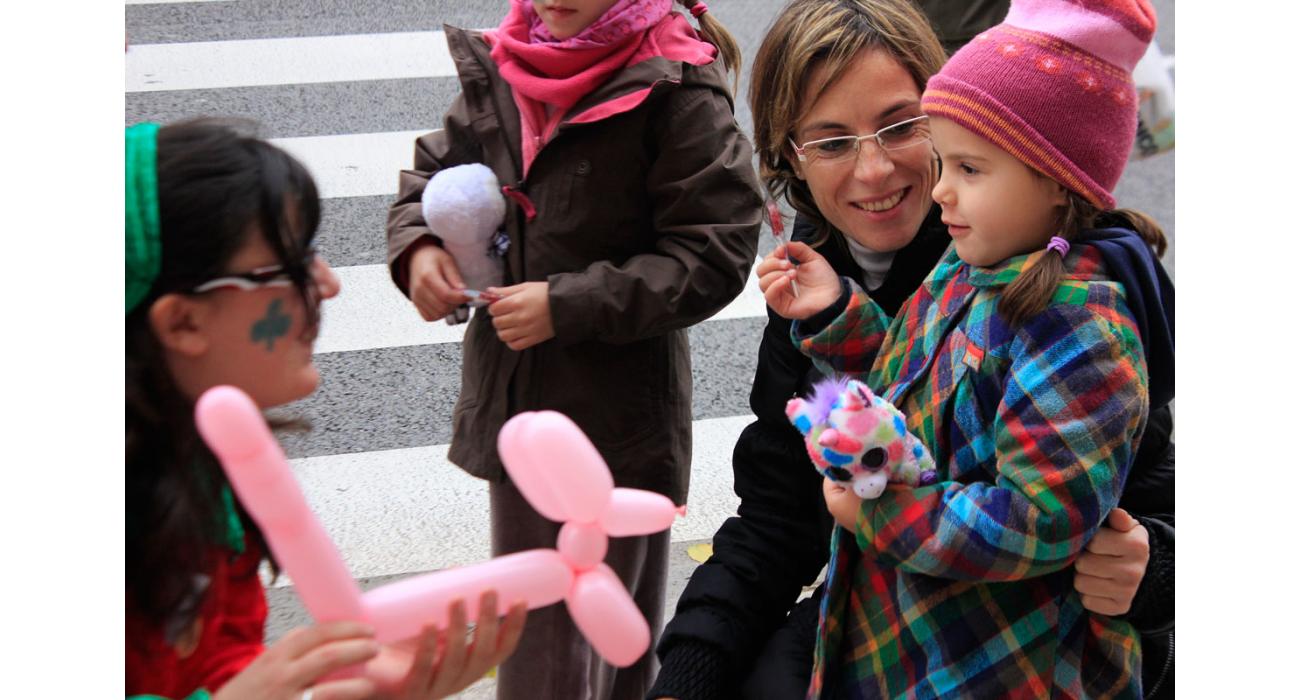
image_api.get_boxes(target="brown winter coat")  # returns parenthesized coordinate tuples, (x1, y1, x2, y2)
(386, 25, 763, 503)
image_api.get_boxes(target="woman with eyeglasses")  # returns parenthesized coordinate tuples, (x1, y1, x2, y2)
(649, 1, 1174, 698)
(125, 118, 527, 700)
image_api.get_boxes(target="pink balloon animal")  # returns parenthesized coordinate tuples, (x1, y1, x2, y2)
(194, 386, 680, 675)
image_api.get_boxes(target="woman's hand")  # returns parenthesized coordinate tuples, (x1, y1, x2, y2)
(822, 477, 864, 532)
(368, 591, 528, 700)
(486, 282, 554, 351)
(213, 621, 379, 700)
(407, 243, 469, 321)
(1073, 508, 1150, 615)
(756, 241, 842, 320)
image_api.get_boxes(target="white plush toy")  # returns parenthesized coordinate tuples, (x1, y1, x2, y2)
(420, 163, 509, 324)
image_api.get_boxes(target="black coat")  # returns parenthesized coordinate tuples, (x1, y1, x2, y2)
(650, 206, 1174, 699)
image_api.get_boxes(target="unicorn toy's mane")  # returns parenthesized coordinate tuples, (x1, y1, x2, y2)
(805, 375, 856, 424)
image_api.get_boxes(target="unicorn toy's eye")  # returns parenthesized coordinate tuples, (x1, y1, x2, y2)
(862, 447, 887, 470)
(827, 466, 853, 481)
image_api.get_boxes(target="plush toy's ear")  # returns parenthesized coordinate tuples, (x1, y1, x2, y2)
(786, 398, 814, 435)
(851, 380, 874, 401)
(841, 388, 864, 412)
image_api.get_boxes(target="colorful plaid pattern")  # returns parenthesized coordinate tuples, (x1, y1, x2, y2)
(795, 244, 1148, 698)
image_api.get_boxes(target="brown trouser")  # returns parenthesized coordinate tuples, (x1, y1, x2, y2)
(490, 480, 670, 700)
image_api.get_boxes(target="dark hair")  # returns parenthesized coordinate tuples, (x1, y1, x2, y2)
(999, 193, 1169, 326)
(125, 118, 321, 632)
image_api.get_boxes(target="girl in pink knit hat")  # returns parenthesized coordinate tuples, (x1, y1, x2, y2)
(757, 0, 1173, 695)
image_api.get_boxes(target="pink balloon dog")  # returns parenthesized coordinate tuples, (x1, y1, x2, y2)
(194, 385, 681, 672)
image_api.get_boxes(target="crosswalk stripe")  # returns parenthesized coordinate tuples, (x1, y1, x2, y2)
(317, 262, 770, 354)
(276, 414, 750, 586)
(270, 130, 426, 200)
(126, 31, 456, 92)
(120, 5, 813, 656)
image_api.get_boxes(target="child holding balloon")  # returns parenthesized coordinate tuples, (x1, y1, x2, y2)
(125, 118, 526, 700)
(386, 1, 762, 697)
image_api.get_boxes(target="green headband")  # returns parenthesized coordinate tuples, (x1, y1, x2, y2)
(126, 122, 161, 314)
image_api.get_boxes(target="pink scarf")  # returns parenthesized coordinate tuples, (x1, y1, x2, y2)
(486, 0, 714, 174)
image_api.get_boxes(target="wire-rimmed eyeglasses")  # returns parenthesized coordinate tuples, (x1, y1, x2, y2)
(789, 115, 931, 166)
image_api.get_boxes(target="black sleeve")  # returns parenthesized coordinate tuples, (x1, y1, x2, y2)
(651, 312, 834, 699)
(1125, 513, 1174, 634)
(1116, 404, 1175, 634)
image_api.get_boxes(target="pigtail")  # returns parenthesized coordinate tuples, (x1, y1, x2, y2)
(999, 193, 1169, 326)
(1105, 208, 1168, 258)
(999, 243, 1069, 327)
(679, 0, 742, 93)
(999, 193, 1094, 326)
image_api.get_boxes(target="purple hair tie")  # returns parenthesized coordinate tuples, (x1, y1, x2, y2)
(690, 2, 709, 18)
(1046, 236, 1070, 257)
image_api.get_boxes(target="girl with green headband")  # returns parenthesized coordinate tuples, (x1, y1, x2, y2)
(126, 119, 526, 700)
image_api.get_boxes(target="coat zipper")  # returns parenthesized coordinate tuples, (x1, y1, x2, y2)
(1143, 629, 1174, 699)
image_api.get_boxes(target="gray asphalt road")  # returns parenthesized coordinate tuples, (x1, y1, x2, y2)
(126, 2, 1173, 696)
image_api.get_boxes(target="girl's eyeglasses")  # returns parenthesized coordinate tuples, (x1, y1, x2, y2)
(189, 247, 318, 294)
(789, 115, 931, 166)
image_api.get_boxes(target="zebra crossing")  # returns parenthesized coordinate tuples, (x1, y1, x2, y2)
(124, 0, 785, 673)
(125, 2, 1173, 696)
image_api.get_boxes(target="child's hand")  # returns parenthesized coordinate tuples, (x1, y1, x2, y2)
(756, 241, 842, 320)
(1073, 508, 1150, 615)
(486, 282, 554, 351)
(213, 621, 379, 700)
(367, 591, 528, 700)
(822, 476, 864, 532)
(407, 243, 469, 321)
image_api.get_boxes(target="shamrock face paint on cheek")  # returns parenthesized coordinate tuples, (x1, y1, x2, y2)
(251, 298, 292, 351)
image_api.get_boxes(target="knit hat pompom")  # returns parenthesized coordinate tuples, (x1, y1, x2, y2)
(921, 0, 1156, 210)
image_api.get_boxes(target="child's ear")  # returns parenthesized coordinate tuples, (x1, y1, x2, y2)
(148, 293, 211, 357)
(1045, 179, 1069, 208)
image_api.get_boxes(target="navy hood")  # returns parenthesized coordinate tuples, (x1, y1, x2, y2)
(1078, 226, 1175, 412)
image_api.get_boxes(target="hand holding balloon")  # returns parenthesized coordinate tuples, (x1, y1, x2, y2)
(366, 592, 526, 699)
(195, 387, 680, 676)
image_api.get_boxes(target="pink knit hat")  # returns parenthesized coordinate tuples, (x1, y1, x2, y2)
(921, 0, 1156, 209)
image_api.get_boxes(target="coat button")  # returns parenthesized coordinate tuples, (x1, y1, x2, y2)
(575, 159, 591, 176)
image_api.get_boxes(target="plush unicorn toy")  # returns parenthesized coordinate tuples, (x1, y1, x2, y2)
(420, 163, 509, 324)
(786, 376, 939, 499)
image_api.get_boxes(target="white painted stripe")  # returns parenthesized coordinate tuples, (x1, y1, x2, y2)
(316, 264, 458, 353)
(271, 130, 426, 200)
(126, 31, 455, 92)
(316, 261, 768, 355)
(277, 415, 751, 585)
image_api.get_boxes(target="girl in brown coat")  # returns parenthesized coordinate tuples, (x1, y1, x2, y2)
(386, 1, 763, 697)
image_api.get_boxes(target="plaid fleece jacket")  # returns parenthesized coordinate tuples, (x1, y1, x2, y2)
(794, 245, 1149, 699)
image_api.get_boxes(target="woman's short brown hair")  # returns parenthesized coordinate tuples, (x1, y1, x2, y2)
(749, 0, 947, 238)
